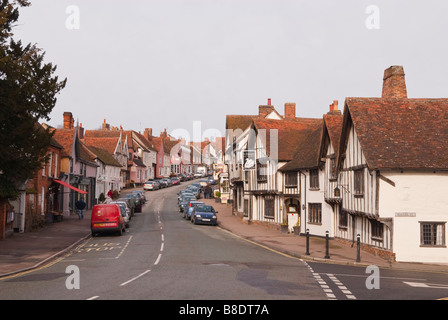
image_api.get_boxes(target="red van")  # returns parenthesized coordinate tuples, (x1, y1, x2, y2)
(91, 204, 126, 236)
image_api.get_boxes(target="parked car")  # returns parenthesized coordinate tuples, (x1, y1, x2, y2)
(144, 180, 159, 191)
(117, 197, 134, 216)
(157, 179, 167, 188)
(187, 185, 201, 198)
(125, 193, 141, 213)
(191, 204, 218, 226)
(111, 201, 130, 228)
(184, 201, 204, 220)
(208, 177, 215, 185)
(132, 190, 146, 203)
(110, 200, 132, 221)
(178, 190, 194, 203)
(179, 195, 197, 212)
(91, 204, 126, 236)
(171, 177, 180, 185)
(163, 178, 173, 187)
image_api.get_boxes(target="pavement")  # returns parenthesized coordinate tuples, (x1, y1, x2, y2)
(1, 192, 447, 279)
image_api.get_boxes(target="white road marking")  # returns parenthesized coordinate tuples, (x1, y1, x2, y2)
(120, 269, 151, 287)
(404, 281, 448, 289)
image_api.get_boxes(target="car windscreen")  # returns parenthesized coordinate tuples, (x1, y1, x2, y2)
(195, 205, 214, 212)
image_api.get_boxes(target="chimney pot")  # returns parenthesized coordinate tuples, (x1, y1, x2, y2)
(267, 98, 271, 105)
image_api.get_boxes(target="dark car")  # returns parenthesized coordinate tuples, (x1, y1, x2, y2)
(178, 190, 194, 203)
(125, 193, 141, 213)
(132, 190, 146, 203)
(191, 204, 218, 225)
(179, 195, 197, 212)
(183, 201, 204, 220)
(157, 179, 168, 188)
(186, 185, 201, 198)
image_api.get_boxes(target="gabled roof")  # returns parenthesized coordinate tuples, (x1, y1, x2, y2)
(52, 128, 96, 165)
(321, 111, 343, 157)
(87, 145, 122, 167)
(340, 97, 448, 170)
(84, 130, 122, 155)
(277, 123, 324, 172)
(52, 129, 75, 158)
(252, 118, 322, 162)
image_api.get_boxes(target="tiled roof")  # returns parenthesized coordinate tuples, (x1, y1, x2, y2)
(278, 123, 323, 171)
(52, 129, 75, 157)
(226, 115, 257, 131)
(323, 112, 343, 156)
(83, 136, 119, 155)
(342, 97, 448, 170)
(87, 146, 122, 167)
(252, 118, 322, 162)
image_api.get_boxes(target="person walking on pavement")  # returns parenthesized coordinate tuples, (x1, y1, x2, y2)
(75, 197, 86, 220)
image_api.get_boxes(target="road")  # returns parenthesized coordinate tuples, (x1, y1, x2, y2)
(0, 183, 325, 302)
(0, 181, 447, 306)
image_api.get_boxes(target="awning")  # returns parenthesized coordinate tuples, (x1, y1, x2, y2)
(52, 179, 87, 194)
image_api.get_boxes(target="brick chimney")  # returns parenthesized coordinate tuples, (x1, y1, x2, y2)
(160, 128, 167, 138)
(284, 103, 296, 120)
(63, 112, 74, 129)
(78, 123, 84, 139)
(144, 128, 153, 140)
(382, 65, 407, 99)
(328, 100, 341, 114)
(102, 119, 110, 131)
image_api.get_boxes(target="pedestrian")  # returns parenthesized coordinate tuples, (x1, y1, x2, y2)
(75, 197, 86, 220)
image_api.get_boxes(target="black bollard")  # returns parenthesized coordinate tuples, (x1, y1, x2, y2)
(324, 231, 330, 259)
(356, 234, 361, 262)
(306, 229, 310, 255)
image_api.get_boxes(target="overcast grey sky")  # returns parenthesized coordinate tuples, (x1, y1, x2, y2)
(13, 0, 448, 141)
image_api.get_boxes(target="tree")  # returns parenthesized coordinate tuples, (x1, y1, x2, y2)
(0, 0, 67, 198)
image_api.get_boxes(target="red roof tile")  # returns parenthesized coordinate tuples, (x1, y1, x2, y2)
(342, 97, 448, 170)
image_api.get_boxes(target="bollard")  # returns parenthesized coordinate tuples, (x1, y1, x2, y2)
(324, 230, 330, 259)
(306, 229, 310, 255)
(356, 234, 361, 262)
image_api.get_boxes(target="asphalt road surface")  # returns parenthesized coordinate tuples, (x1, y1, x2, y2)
(1, 182, 447, 307)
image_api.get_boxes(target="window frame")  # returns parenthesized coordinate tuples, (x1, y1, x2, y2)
(308, 203, 322, 225)
(420, 222, 446, 247)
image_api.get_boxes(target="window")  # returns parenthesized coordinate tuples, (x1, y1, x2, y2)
(370, 219, 383, 240)
(354, 169, 364, 195)
(310, 169, 319, 189)
(257, 160, 267, 183)
(339, 210, 348, 228)
(329, 156, 337, 180)
(285, 172, 298, 188)
(420, 222, 446, 247)
(308, 203, 322, 224)
(264, 196, 275, 219)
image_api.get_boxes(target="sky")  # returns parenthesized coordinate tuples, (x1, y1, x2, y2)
(12, 0, 448, 142)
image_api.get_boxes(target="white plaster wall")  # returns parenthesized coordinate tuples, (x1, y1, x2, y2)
(379, 171, 448, 263)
